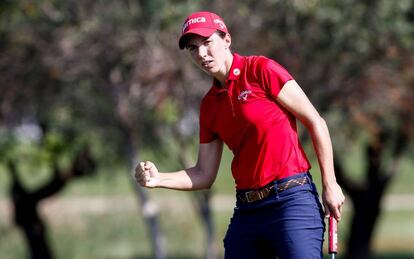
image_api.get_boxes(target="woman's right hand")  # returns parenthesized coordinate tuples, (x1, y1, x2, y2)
(134, 161, 160, 188)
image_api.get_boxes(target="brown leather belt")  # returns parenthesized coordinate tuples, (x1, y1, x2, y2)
(237, 175, 309, 203)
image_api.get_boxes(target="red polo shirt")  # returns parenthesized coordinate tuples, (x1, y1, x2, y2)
(199, 53, 311, 190)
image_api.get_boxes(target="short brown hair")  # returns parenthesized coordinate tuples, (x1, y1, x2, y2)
(216, 30, 227, 39)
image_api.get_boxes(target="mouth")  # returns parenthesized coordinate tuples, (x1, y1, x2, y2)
(201, 60, 213, 68)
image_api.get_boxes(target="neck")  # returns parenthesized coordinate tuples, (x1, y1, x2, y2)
(214, 51, 233, 86)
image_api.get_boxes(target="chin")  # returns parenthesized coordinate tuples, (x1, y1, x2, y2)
(200, 67, 216, 76)
(207, 67, 220, 75)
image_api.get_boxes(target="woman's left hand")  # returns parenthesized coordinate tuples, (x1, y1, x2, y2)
(322, 182, 345, 221)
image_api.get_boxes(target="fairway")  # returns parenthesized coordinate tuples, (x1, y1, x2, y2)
(1, 191, 414, 258)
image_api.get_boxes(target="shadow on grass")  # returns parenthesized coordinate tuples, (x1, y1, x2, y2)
(126, 253, 414, 259)
(372, 252, 414, 259)
(130, 257, 200, 259)
(323, 252, 414, 259)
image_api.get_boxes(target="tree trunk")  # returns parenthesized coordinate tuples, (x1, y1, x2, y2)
(345, 190, 383, 259)
(20, 219, 53, 259)
(132, 184, 167, 259)
(121, 126, 167, 259)
(335, 127, 407, 259)
(8, 146, 96, 259)
(175, 135, 218, 259)
(192, 190, 218, 259)
(9, 161, 56, 259)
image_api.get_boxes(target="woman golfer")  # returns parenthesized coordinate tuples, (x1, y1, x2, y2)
(135, 11, 345, 259)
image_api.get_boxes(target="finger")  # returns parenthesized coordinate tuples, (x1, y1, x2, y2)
(136, 169, 148, 182)
(133, 168, 141, 181)
(143, 174, 150, 182)
(337, 198, 345, 220)
(141, 161, 147, 171)
(135, 164, 143, 175)
(334, 206, 342, 222)
(142, 170, 151, 180)
(135, 163, 142, 174)
(338, 204, 343, 220)
(138, 179, 148, 187)
(136, 172, 144, 182)
(323, 203, 330, 218)
(138, 173, 150, 186)
(135, 162, 145, 174)
(144, 161, 154, 170)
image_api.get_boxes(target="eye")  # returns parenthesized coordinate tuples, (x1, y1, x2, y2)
(186, 45, 196, 52)
(204, 40, 213, 47)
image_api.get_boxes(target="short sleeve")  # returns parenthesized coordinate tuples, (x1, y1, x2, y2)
(257, 58, 294, 98)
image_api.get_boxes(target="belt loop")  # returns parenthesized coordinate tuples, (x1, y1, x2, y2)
(305, 172, 315, 191)
(306, 171, 313, 182)
(273, 181, 279, 197)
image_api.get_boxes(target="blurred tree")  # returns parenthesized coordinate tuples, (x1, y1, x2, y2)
(6, 140, 96, 259)
(0, 0, 212, 258)
(1, 0, 413, 258)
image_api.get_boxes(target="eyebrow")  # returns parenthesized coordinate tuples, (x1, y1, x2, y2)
(187, 37, 211, 48)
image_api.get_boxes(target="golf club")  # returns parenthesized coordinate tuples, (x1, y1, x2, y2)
(329, 215, 338, 259)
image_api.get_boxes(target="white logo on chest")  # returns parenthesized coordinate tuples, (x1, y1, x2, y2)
(238, 90, 252, 101)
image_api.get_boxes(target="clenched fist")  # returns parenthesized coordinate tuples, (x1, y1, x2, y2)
(134, 161, 160, 188)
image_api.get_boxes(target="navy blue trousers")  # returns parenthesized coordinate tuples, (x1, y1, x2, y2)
(224, 172, 325, 259)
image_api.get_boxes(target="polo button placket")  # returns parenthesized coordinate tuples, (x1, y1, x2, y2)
(225, 81, 236, 117)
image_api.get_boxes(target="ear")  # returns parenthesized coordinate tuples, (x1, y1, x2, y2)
(224, 33, 231, 49)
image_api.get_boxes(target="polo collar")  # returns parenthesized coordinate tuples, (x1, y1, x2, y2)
(227, 53, 244, 81)
(210, 53, 245, 95)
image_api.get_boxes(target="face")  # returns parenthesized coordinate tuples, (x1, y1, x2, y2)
(186, 32, 232, 78)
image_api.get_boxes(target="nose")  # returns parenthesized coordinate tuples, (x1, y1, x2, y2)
(197, 45, 207, 58)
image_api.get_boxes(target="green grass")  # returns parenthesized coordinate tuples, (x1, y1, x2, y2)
(0, 222, 27, 259)
(1, 200, 413, 259)
(52, 213, 153, 259)
(0, 140, 413, 258)
(374, 211, 414, 252)
(0, 141, 413, 197)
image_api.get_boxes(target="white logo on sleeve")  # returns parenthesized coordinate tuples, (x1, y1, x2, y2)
(238, 90, 252, 101)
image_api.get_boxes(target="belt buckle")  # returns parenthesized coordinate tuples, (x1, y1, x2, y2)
(245, 190, 259, 203)
(245, 188, 270, 203)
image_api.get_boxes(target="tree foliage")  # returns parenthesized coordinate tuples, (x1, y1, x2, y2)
(1, 0, 413, 258)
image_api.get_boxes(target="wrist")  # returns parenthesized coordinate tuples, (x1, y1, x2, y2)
(321, 171, 337, 189)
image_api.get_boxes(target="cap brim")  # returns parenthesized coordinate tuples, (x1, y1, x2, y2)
(179, 28, 217, 49)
